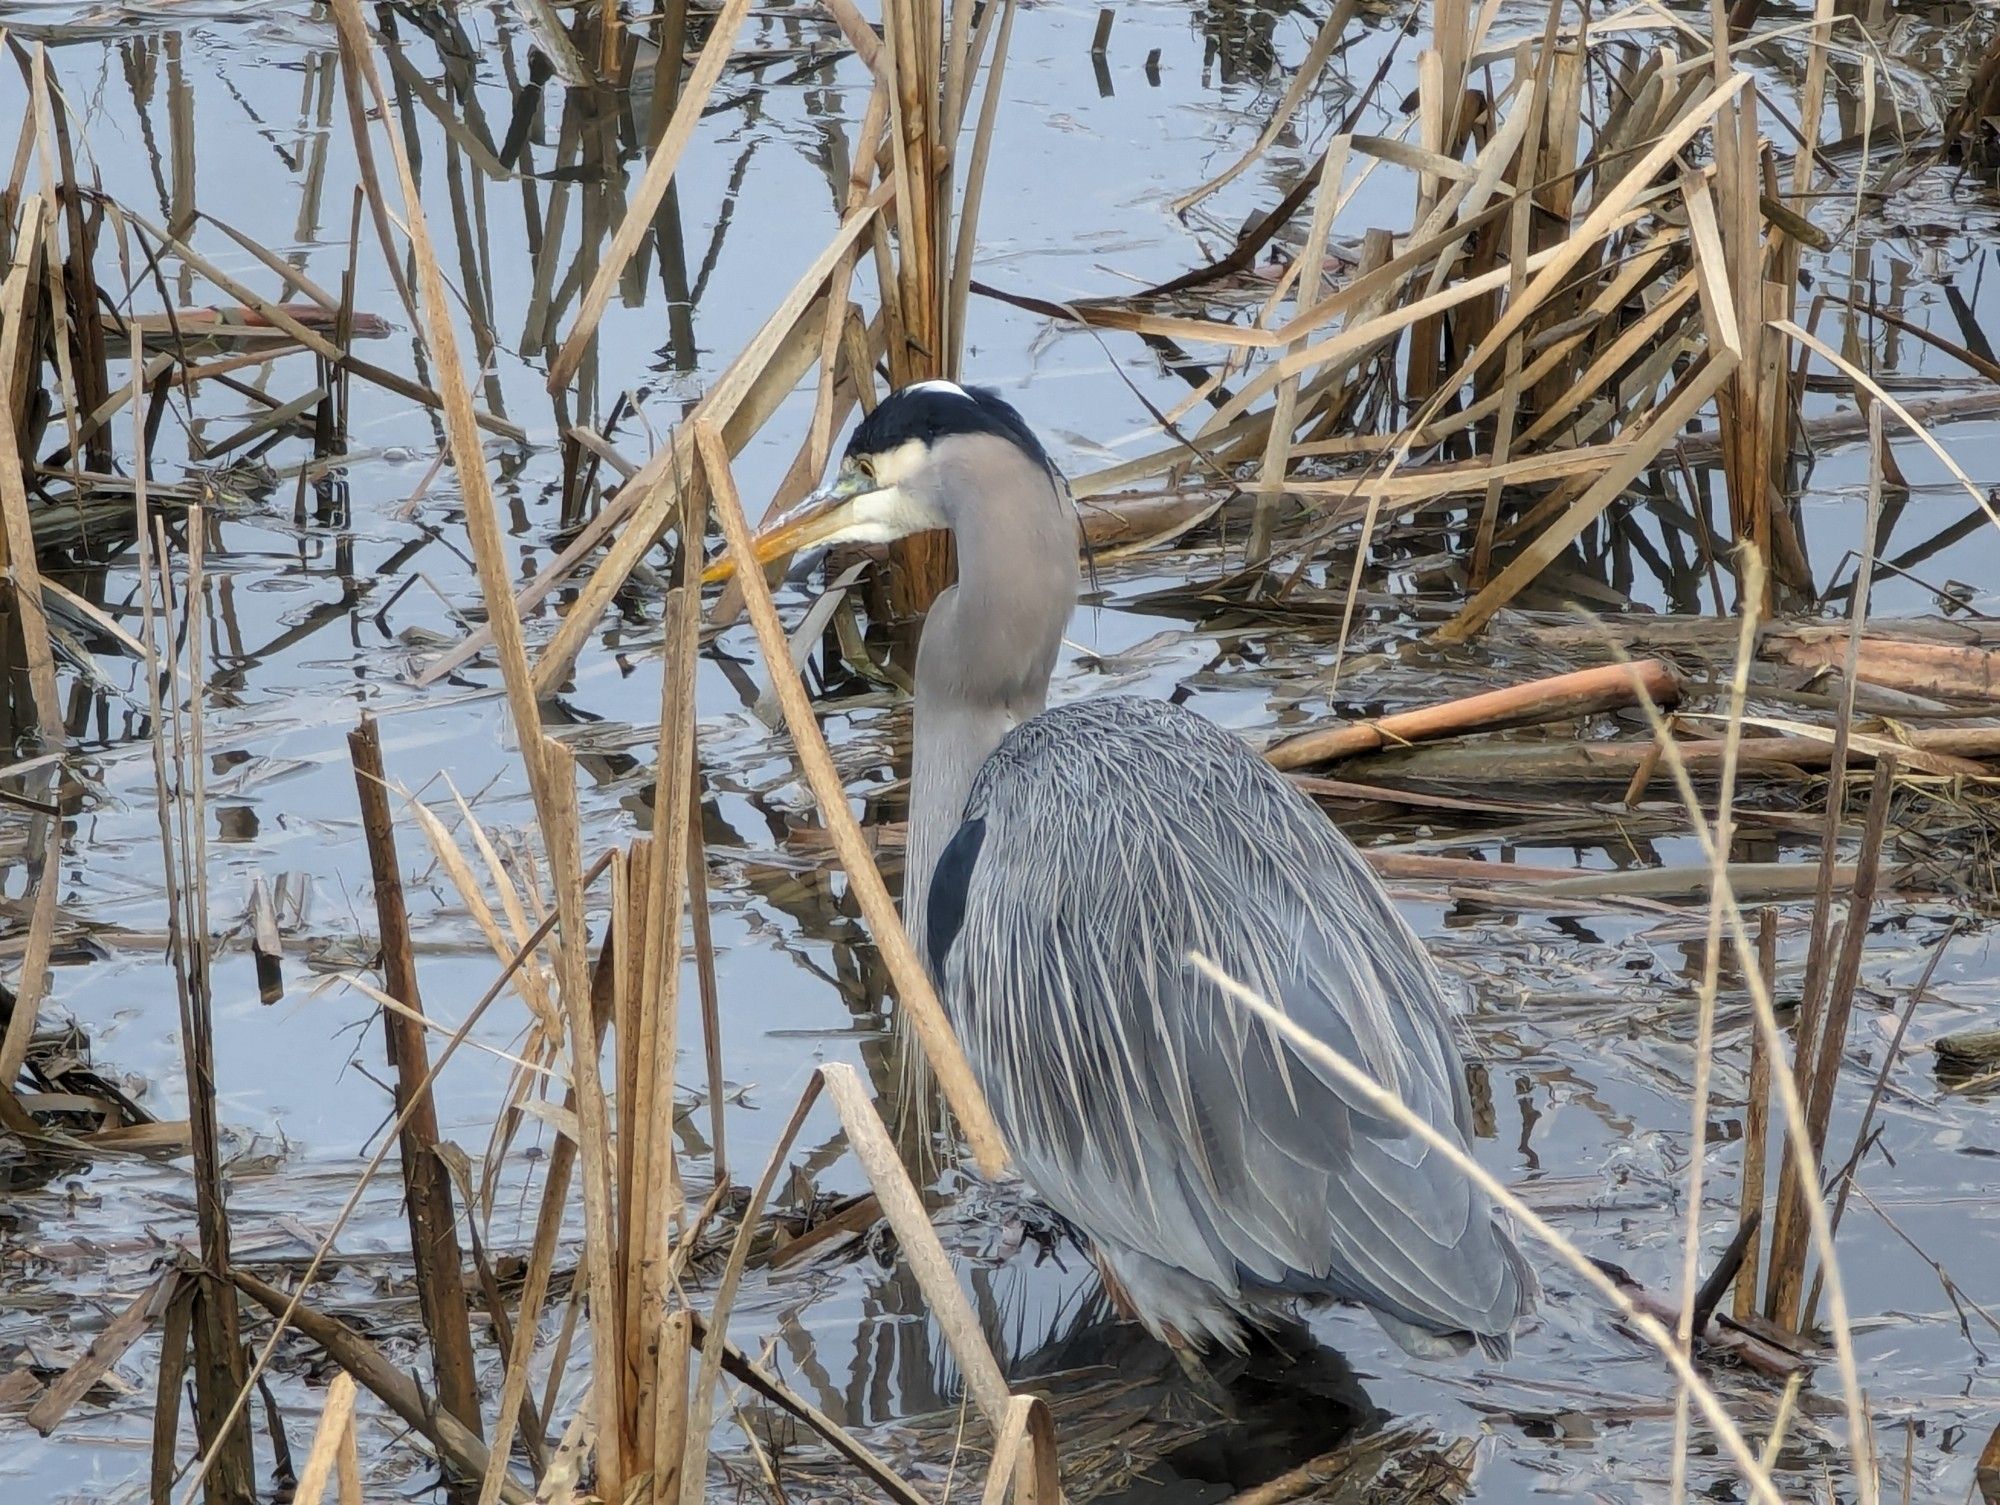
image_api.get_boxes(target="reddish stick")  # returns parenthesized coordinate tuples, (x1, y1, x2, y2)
(1265, 658, 1686, 770)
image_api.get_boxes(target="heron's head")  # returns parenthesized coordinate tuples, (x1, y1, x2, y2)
(703, 381, 1056, 583)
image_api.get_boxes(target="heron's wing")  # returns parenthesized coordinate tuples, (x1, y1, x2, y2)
(1176, 923, 1529, 1342)
(938, 696, 1530, 1349)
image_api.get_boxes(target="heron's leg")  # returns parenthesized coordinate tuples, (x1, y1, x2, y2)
(1170, 1341, 1227, 1392)
(1090, 1245, 1140, 1322)
(1091, 1242, 1247, 1388)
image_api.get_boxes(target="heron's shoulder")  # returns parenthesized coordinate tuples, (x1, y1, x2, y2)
(988, 694, 1249, 764)
(965, 695, 1277, 813)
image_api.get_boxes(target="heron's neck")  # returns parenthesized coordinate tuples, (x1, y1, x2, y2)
(903, 503, 1077, 958)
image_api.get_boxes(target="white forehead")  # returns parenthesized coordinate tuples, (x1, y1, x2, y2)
(905, 379, 968, 398)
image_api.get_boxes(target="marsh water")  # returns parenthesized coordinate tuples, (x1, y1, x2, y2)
(4, 0, 2000, 1499)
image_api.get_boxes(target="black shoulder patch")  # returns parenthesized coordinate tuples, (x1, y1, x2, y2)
(846, 384, 1050, 472)
(925, 816, 987, 978)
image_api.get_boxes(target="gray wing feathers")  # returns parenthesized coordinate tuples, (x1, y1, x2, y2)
(937, 696, 1531, 1351)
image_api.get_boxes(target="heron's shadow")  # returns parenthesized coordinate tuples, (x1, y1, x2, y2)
(1009, 1297, 1385, 1504)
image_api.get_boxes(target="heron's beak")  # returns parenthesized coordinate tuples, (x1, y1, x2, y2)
(701, 470, 880, 585)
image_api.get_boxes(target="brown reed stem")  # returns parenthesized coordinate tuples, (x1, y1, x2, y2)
(0, 204, 66, 748)
(1734, 904, 1777, 1325)
(448, 1168, 547, 1476)
(1764, 407, 1888, 1328)
(1767, 754, 1897, 1331)
(686, 772, 727, 1184)
(474, 1099, 577, 1505)
(876, 0, 957, 616)
(348, 716, 484, 1469)
(625, 543, 705, 1497)
(150, 1273, 196, 1505)
(139, 503, 255, 1505)
(231, 1271, 527, 1505)
(28, 1270, 179, 1437)
(538, 737, 624, 1497)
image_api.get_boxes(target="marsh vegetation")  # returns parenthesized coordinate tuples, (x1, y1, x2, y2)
(4, 0, 2000, 1499)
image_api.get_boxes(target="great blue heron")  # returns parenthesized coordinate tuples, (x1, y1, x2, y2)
(710, 381, 1535, 1358)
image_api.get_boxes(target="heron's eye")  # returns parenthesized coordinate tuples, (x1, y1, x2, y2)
(854, 457, 876, 481)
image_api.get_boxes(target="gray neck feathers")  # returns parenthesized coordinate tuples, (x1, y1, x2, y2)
(902, 433, 1079, 961)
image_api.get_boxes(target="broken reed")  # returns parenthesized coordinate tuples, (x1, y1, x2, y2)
(349, 718, 484, 1482)
(4, 48, 102, 753)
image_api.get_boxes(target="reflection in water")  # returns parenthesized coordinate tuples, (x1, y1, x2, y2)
(1023, 1312, 1386, 1502)
(768, 1210, 1401, 1502)
(1192, 0, 1295, 85)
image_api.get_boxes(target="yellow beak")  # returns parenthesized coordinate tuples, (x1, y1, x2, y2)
(701, 471, 877, 584)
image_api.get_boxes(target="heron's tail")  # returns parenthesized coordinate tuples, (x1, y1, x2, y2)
(1472, 1213, 1540, 1360)
(1372, 1212, 1538, 1361)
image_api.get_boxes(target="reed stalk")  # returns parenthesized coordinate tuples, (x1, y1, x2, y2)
(1665, 552, 1761, 1501)
(1766, 754, 1896, 1331)
(697, 421, 1009, 1173)
(1733, 905, 1777, 1326)
(291, 1373, 363, 1505)
(872, 0, 1009, 614)
(1, 165, 64, 748)
(1760, 409, 1890, 1332)
(348, 718, 484, 1477)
